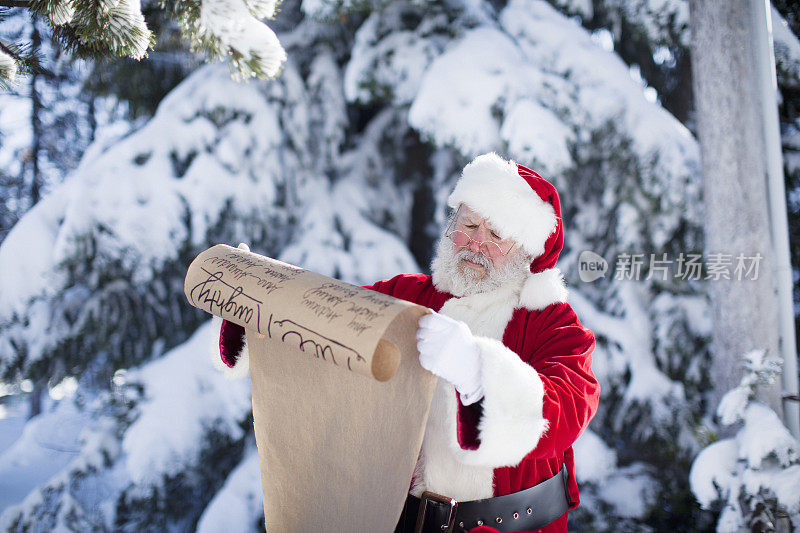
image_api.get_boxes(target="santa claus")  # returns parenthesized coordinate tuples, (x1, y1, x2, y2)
(219, 153, 600, 533)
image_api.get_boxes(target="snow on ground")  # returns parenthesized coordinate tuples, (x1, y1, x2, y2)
(0, 396, 89, 512)
(0, 397, 27, 468)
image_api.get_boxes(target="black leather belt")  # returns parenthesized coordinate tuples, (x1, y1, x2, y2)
(394, 466, 570, 533)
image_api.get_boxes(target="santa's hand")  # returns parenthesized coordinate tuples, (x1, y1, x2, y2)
(416, 312, 484, 405)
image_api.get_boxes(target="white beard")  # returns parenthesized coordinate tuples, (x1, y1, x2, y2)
(430, 237, 531, 297)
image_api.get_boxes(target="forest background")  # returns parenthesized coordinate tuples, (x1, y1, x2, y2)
(1, 0, 800, 531)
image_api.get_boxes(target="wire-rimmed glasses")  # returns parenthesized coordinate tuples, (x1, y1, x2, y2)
(444, 206, 515, 259)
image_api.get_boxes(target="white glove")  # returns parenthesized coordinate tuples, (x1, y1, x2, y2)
(416, 312, 484, 405)
(237, 242, 250, 252)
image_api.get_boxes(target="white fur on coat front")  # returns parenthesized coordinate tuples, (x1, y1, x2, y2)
(413, 269, 560, 499)
(412, 379, 497, 500)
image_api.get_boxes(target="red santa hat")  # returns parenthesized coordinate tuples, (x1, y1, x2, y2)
(447, 152, 564, 275)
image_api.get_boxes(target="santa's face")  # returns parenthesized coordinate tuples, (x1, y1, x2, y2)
(447, 205, 516, 279)
(431, 205, 530, 297)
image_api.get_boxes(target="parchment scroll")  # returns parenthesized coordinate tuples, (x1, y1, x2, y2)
(184, 244, 437, 532)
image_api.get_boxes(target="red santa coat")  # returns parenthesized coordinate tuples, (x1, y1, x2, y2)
(364, 271, 599, 533)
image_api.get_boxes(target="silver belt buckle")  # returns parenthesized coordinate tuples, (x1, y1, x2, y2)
(414, 491, 458, 533)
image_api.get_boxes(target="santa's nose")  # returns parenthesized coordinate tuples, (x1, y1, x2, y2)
(466, 227, 490, 253)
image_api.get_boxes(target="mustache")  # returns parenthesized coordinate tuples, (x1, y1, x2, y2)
(456, 248, 492, 269)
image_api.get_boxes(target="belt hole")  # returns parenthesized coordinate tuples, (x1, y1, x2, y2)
(513, 512, 519, 519)
(527, 508, 533, 515)
(496, 517, 503, 524)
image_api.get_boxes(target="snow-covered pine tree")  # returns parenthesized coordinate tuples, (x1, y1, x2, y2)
(548, 0, 693, 124)
(0, 4, 421, 527)
(1, 0, 799, 531)
(691, 349, 800, 531)
(552, 0, 800, 328)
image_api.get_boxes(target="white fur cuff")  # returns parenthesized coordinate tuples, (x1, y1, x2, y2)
(448, 336, 548, 468)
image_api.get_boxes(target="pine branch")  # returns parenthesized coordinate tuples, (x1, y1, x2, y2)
(0, 38, 42, 86)
(65, 0, 153, 60)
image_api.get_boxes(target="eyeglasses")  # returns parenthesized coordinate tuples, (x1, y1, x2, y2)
(444, 206, 515, 259)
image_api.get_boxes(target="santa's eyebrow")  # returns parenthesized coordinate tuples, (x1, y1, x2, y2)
(485, 223, 506, 239)
(460, 211, 496, 228)
(459, 214, 479, 225)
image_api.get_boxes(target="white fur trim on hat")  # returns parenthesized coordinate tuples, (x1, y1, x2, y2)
(447, 153, 557, 259)
(519, 267, 569, 311)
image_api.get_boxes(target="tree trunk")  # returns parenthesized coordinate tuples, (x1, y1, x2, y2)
(28, 378, 45, 419)
(29, 13, 43, 206)
(404, 133, 436, 271)
(688, 0, 783, 416)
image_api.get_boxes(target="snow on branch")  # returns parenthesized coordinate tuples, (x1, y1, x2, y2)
(70, 0, 152, 59)
(37, 0, 76, 26)
(195, 0, 287, 80)
(717, 349, 782, 426)
(0, 45, 17, 83)
(3, 0, 287, 85)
